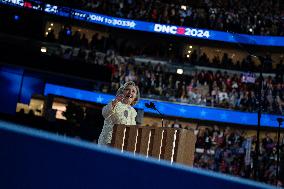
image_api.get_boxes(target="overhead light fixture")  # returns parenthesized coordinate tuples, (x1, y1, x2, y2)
(50, 23, 54, 26)
(14, 15, 20, 21)
(181, 5, 187, 10)
(177, 68, 183, 74)
(41, 47, 47, 53)
(189, 45, 193, 49)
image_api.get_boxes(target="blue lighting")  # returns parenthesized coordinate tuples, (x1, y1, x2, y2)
(14, 15, 20, 21)
(1, 0, 284, 47)
(66, 29, 71, 36)
(44, 83, 283, 128)
(0, 68, 23, 114)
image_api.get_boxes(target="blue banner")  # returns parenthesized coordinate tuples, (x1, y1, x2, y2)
(2, 0, 284, 47)
(44, 83, 283, 128)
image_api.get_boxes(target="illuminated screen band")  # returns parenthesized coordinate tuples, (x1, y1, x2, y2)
(2, 0, 284, 47)
(44, 83, 283, 128)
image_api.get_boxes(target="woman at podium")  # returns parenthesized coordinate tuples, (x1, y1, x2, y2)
(98, 81, 140, 145)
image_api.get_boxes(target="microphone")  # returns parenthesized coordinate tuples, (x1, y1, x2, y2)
(145, 102, 150, 108)
(145, 102, 156, 109)
(145, 101, 164, 127)
(277, 118, 284, 123)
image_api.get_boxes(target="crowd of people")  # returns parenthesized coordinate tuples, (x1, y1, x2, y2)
(37, 1, 284, 116)
(188, 50, 278, 73)
(192, 125, 283, 185)
(46, 27, 284, 73)
(107, 56, 284, 115)
(152, 119, 284, 185)
(47, 30, 284, 115)
(46, 0, 284, 36)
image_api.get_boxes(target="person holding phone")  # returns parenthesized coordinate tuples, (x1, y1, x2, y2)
(98, 81, 140, 145)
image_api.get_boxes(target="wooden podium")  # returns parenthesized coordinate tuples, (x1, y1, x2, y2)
(110, 125, 196, 166)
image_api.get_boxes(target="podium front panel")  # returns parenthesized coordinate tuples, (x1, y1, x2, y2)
(136, 127, 151, 156)
(111, 124, 126, 150)
(162, 128, 177, 161)
(151, 127, 164, 159)
(125, 126, 138, 152)
(175, 129, 196, 166)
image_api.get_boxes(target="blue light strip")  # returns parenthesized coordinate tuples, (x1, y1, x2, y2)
(2, 0, 284, 47)
(44, 83, 283, 128)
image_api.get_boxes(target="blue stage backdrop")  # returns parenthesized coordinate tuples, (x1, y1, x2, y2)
(19, 74, 45, 104)
(44, 83, 284, 128)
(0, 66, 45, 114)
(0, 67, 23, 114)
(1, 0, 284, 47)
(0, 120, 277, 189)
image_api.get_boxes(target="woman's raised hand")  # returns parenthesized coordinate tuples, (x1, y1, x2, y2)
(112, 94, 124, 108)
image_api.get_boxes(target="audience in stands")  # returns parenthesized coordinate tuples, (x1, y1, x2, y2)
(46, 27, 284, 73)
(44, 29, 284, 115)
(45, 0, 284, 36)
(193, 125, 283, 185)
